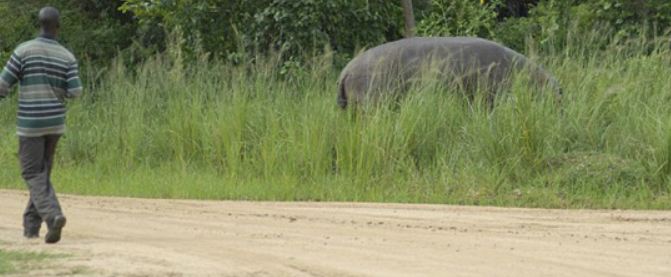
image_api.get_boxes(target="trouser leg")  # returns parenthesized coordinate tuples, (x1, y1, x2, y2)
(44, 135, 62, 224)
(44, 135, 59, 175)
(20, 135, 63, 230)
(23, 200, 41, 236)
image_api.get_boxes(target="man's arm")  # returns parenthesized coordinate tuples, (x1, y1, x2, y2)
(65, 60, 82, 98)
(0, 52, 22, 98)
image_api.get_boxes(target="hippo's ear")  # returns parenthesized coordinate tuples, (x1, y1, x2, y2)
(337, 75, 348, 109)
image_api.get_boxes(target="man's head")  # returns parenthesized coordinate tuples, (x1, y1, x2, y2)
(38, 7, 60, 37)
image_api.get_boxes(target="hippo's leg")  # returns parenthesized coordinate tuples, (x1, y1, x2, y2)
(337, 74, 349, 109)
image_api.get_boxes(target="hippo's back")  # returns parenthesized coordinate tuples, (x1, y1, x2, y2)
(341, 37, 527, 80)
(337, 37, 555, 108)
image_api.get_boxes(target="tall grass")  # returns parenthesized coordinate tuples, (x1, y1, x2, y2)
(1, 33, 671, 209)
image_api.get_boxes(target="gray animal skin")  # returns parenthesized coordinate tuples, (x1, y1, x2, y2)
(337, 37, 561, 108)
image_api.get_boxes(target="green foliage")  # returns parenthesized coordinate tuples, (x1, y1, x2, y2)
(582, 0, 671, 36)
(417, 0, 502, 38)
(120, 0, 256, 60)
(4, 0, 671, 67)
(2, 32, 671, 208)
(251, 0, 402, 63)
(545, 152, 648, 190)
(495, 0, 574, 52)
(3, 1, 671, 209)
(417, 0, 671, 54)
(497, 0, 671, 53)
(0, 1, 137, 64)
(0, 249, 62, 274)
(121, 0, 403, 64)
(0, 2, 36, 62)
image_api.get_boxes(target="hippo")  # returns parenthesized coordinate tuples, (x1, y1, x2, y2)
(337, 37, 561, 108)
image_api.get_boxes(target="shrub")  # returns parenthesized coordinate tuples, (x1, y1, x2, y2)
(417, 0, 502, 38)
(121, 0, 403, 64)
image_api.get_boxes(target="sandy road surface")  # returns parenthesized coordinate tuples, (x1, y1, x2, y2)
(1, 190, 671, 276)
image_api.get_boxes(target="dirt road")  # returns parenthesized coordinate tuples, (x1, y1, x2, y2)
(1, 189, 670, 276)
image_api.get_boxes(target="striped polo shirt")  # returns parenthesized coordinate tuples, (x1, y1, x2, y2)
(0, 36, 82, 137)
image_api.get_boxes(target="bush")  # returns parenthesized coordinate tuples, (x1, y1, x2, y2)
(581, 0, 671, 37)
(121, 0, 403, 64)
(416, 0, 502, 38)
(252, 1, 402, 64)
(497, 0, 671, 54)
(4, 0, 671, 67)
(0, 1, 137, 64)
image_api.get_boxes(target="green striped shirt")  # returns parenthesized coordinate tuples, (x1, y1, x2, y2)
(0, 36, 82, 137)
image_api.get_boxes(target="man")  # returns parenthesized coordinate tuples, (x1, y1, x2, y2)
(0, 7, 82, 244)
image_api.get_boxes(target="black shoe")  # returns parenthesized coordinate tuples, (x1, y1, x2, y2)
(45, 215, 66, 244)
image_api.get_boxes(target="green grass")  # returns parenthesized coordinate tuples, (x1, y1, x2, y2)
(0, 249, 62, 275)
(1, 34, 671, 209)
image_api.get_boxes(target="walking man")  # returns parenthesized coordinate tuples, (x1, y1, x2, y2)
(0, 7, 82, 244)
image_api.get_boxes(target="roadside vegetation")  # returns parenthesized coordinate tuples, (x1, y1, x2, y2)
(1, 1, 671, 209)
(0, 248, 63, 275)
(2, 29, 670, 209)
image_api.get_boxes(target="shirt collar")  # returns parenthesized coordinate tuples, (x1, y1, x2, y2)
(37, 33, 59, 43)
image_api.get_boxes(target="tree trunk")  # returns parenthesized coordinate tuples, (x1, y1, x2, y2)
(401, 0, 416, 37)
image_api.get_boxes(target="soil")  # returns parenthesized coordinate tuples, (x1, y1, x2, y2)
(1, 189, 670, 276)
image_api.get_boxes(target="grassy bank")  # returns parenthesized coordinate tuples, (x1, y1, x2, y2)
(1, 37, 671, 209)
(0, 248, 63, 275)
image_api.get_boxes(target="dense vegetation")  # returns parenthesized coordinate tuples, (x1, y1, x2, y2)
(3, 1, 671, 65)
(1, 1, 671, 209)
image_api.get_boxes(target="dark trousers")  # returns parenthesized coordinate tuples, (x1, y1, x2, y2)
(20, 135, 63, 234)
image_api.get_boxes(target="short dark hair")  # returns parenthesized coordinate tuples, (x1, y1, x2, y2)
(38, 7, 60, 30)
